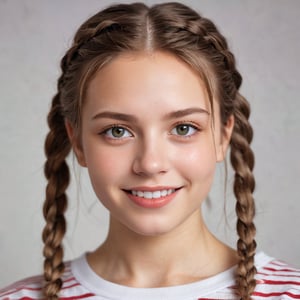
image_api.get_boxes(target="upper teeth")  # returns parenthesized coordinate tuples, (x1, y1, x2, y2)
(131, 189, 175, 199)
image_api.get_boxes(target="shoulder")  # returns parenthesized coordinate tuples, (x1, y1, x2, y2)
(0, 261, 95, 300)
(0, 273, 44, 299)
(210, 253, 300, 300)
(254, 255, 300, 299)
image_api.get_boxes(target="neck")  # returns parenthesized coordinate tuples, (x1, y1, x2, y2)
(88, 210, 237, 287)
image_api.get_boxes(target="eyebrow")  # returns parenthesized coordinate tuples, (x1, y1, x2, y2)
(165, 107, 210, 119)
(92, 111, 137, 122)
(91, 107, 210, 122)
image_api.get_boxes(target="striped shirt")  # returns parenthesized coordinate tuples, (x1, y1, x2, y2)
(1, 252, 300, 299)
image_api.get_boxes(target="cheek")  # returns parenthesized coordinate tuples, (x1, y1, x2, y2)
(84, 145, 129, 209)
(83, 142, 131, 186)
(176, 141, 217, 179)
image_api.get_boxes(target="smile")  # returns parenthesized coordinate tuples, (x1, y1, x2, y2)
(130, 189, 175, 199)
(124, 187, 181, 209)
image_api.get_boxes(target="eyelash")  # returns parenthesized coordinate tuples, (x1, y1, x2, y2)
(100, 124, 133, 140)
(170, 121, 201, 138)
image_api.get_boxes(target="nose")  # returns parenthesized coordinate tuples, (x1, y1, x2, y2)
(132, 136, 169, 176)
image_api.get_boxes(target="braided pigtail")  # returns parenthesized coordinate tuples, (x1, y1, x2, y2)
(196, 17, 258, 297)
(230, 93, 257, 300)
(197, 17, 258, 297)
(42, 71, 72, 299)
(41, 4, 151, 298)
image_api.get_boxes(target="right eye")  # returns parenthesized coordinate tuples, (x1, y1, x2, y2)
(102, 126, 133, 139)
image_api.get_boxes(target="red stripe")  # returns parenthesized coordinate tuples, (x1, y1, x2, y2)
(15, 294, 95, 300)
(2, 292, 95, 300)
(0, 289, 40, 298)
(270, 261, 288, 266)
(253, 291, 300, 298)
(0, 285, 42, 297)
(1, 277, 78, 296)
(263, 267, 299, 272)
(258, 271, 300, 278)
(62, 282, 81, 289)
(60, 293, 95, 299)
(63, 276, 76, 283)
(199, 298, 220, 300)
(260, 279, 300, 286)
(19, 298, 40, 300)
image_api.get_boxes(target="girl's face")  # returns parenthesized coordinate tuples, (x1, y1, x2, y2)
(68, 51, 233, 237)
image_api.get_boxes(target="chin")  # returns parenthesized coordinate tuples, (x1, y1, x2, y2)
(124, 217, 179, 237)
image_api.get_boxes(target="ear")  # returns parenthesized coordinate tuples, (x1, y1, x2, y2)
(65, 120, 87, 167)
(216, 115, 234, 162)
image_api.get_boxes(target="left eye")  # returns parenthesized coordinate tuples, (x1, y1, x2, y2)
(171, 124, 198, 136)
(104, 126, 132, 139)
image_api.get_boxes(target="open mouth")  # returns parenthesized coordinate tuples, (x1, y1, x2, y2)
(123, 187, 182, 208)
(131, 189, 175, 199)
(123, 188, 181, 200)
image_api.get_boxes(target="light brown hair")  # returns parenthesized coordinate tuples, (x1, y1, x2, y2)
(42, 2, 256, 299)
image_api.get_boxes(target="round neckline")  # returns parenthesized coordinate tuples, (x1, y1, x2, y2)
(71, 251, 273, 300)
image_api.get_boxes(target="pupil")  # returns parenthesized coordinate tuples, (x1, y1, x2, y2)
(112, 127, 124, 137)
(177, 125, 188, 135)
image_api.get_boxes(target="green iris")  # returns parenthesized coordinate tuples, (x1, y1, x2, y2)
(111, 127, 125, 138)
(175, 124, 190, 136)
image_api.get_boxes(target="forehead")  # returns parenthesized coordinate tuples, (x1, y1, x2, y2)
(85, 51, 211, 109)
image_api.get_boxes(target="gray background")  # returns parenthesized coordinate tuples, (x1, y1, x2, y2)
(0, 0, 299, 287)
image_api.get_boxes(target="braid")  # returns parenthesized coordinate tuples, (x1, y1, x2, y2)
(183, 14, 258, 299)
(41, 7, 134, 298)
(157, 6, 258, 297)
(40, 5, 149, 298)
(42, 71, 72, 299)
(230, 93, 257, 300)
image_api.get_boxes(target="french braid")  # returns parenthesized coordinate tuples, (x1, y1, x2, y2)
(195, 18, 257, 300)
(200, 18, 257, 297)
(231, 92, 257, 300)
(42, 4, 150, 298)
(42, 72, 71, 298)
(199, 18, 257, 300)
(42, 2, 256, 299)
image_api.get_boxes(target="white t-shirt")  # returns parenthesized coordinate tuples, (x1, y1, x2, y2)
(1, 252, 300, 299)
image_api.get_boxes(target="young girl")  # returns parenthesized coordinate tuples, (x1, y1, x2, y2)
(1, 2, 299, 300)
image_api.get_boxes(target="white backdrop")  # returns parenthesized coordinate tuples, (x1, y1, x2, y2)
(0, 0, 299, 287)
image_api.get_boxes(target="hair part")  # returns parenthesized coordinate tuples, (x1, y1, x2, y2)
(43, 2, 256, 299)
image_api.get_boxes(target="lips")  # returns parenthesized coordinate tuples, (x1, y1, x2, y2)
(124, 187, 181, 208)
